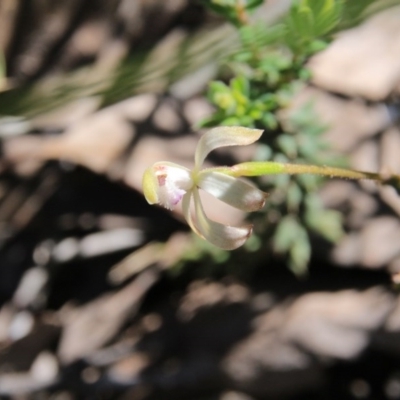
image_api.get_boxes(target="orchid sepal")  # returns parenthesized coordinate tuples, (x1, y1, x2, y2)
(191, 189, 253, 250)
(197, 171, 268, 212)
(194, 126, 263, 170)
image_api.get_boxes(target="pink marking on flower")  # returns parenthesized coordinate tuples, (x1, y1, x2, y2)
(156, 173, 167, 187)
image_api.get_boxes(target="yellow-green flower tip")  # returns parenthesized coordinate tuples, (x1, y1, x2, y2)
(142, 167, 158, 205)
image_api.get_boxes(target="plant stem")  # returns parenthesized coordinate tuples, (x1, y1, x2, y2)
(211, 161, 385, 182)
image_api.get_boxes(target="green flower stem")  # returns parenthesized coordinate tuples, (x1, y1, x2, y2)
(209, 161, 386, 182)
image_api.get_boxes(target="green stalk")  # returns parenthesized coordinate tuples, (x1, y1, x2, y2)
(210, 161, 387, 182)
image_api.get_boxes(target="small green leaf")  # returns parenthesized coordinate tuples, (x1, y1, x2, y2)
(214, 0, 236, 5)
(231, 75, 250, 97)
(238, 115, 255, 126)
(273, 173, 290, 189)
(253, 143, 272, 161)
(287, 182, 303, 211)
(297, 174, 321, 191)
(307, 209, 344, 242)
(197, 114, 225, 128)
(340, 0, 375, 28)
(290, 1, 315, 39)
(298, 134, 320, 158)
(202, 0, 231, 16)
(249, 107, 262, 120)
(209, 81, 236, 111)
(245, 0, 264, 9)
(308, 39, 329, 54)
(222, 116, 242, 125)
(239, 23, 286, 49)
(304, 192, 322, 211)
(273, 215, 300, 252)
(244, 233, 262, 251)
(209, 81, 230, 98)
(233, 50, 253, 62)
(313, 0, 342, 36)
(299, 67, 312, 81)
(258, 93, 277, 110)
(305, 192, 344, 241)
(215, 92, 236, 111)
(289, 227, 311, 276)
(262, 113, 277, 130)
(277, 134, 297, 158)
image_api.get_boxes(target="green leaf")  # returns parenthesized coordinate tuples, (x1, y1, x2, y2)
(209, 81, 236, 110)
(261, 113, 278, 130)
(222, 116, 242, 125)
(305, 192, 344, 241)
(339, 0, 375, 28)
(231, 75, 250, 97)
(253, 143, 273, 161)
(287, 182, 303, 211)
(289, 227, 311, 276)
(273, 173, 291, 189)
(239, 23, 286, 49)
(285, 0, 343, 51)
(296, 174, 321, 191)
(288, 1, 315, 41)
(201, 0, 240, 25)
(304, 192, 322, 211)
(277, 134, 297, 158)
(233, 50, 253, 62)
(197, 112, 227, 128)
(306, 209, 344, 242)
(298, 67, 313, 80)
(244, 234, 262, 251)
(238, 115, 255, 126)
(298, 134, 321, 158)
(313, 0, 343, 36)
(273, 215, 300, 252)
(245, 0, 264, 10)
(258, 93, 277, 111)
(248, 106, 263, 120)
(209, 80, 230, 96)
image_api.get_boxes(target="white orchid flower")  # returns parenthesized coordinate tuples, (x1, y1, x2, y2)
(142, 126, 400, 250)
(142, 126, 268, 250)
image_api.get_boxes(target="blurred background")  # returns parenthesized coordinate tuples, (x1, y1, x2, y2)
(1, 0, 400, 399)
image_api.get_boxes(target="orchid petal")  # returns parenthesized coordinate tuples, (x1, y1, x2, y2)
(191, 188, 252, 250)
(182, 191, 203, 238)
(195, 126, 263, 169)
(198, 171, 268, 212)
